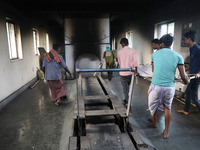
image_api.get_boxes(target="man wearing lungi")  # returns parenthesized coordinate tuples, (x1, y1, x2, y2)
(117, 38, 139, 106)
(148, 34, 189, 139)
(177, 31, 200, 115)
(43, 44, 73, 106)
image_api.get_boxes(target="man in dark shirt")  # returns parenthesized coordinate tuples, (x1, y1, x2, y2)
(177, 31, 200, 115)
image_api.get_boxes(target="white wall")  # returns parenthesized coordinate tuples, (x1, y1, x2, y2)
(112, 21, 153, 66)
(112, 1, 200, 67)
(0, 9, 54, 102)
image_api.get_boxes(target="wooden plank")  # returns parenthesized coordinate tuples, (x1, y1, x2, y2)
(109, 95, 127, 118)
(83, 95, 109, 100)
(85, 109, 118, 117)
(76, 74, 85, 119)
(78, 96, 85, 119)
(84, 100, 109, 106)
(131, 131, 144, 146)
(80, 136, 91, 149)
(73, 100, 78, 119)
(83, 95, 109, 106)
(77, 74, 82, 96)
(96, 75, 128, 118)
(120, 133, 137, 150)
(97, 74, 115, 96)
(68, 136, 77, 150)
(85, 124, 136, 150)
(130, 131, 156, 150)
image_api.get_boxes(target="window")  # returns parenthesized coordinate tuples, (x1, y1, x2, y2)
(112, 36, 116, 50)
(45, 33, 49, 52)
(126, 32, 133, 48)
(154, 21, 175, 49)
(6, 19, 23, 60)
(155, 22, 175, 38)
(33, 29, 39, 55)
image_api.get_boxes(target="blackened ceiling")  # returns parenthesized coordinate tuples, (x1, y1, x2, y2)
(8, 0, 176, 13)
(3, 0, 177, 26)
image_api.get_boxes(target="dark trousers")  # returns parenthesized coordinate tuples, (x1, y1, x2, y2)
(120, 75, 132, 101)
(107, 71, 113, 81)
(184, 78, 200, 112)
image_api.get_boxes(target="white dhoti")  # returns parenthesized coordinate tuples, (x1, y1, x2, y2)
(148, 85, 175, 116)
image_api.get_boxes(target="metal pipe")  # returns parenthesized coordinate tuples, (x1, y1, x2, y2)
(76, 68, 135, 73)
(126, 72, 135, 116)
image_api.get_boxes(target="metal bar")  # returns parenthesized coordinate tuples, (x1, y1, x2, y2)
(76, 68, 134, 73)
(175, 76, 196, 82)
(30, 80, 40, 89)
(126, 73, 135, 116)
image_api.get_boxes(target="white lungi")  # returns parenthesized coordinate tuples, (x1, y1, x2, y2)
(148, 85, 175, 116)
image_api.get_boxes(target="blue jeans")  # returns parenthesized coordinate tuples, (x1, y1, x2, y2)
(184, 78, 200, 112)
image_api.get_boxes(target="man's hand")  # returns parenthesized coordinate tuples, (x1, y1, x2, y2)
(180, 80, 190, 85)
(135, 72, 140, 76)
(195, 73, 200, 78)
(70, 75, 74, 80)
(44, 79, 47, 84)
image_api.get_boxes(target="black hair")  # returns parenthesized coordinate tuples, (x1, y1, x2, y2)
(53, 43, 61, 51)
(184, 30, 196, 42)
(160, 34, 174, 47)
(120, 38, 129, 45)
(151, 38, 160, 44)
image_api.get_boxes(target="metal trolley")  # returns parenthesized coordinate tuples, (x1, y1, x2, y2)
(69, 68, 155, 150)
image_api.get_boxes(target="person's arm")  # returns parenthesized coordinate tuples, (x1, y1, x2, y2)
(195, 71, 200, 78)
(185, 65, 190, 72)
(178, 65, 190, 84)
(134, 67, 139, 76)
(100, 51, 106, 65)
(117, 53, 121, 67)
(58, 55, 73, 79)
(151, 54, 154, 72)
(64, 67, 74, 79)
(195, 48, 200, 78)
(100, 58, 105, 65)
(151, 62, 154, 72)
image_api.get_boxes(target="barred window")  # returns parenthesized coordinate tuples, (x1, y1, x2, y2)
(45, 33, 49, 52)
(33, 29, 39, 55)
(6, 19, 23, 60)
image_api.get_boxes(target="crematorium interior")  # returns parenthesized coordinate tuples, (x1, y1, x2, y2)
(0, 0, 200, 150)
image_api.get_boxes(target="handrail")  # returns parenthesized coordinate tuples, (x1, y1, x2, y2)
(76, 68, 135, 73)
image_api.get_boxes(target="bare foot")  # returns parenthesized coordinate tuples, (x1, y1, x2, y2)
(148, 118, 158, 128)
(55, 99, 61, 106)
(163, 130, 170, 139)
(177, 110, 189, 115)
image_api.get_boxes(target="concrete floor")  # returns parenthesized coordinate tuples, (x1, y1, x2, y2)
(0, 75, 200, 150)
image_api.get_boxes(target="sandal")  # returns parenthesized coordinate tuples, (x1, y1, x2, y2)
(163, 130, 170, 139)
